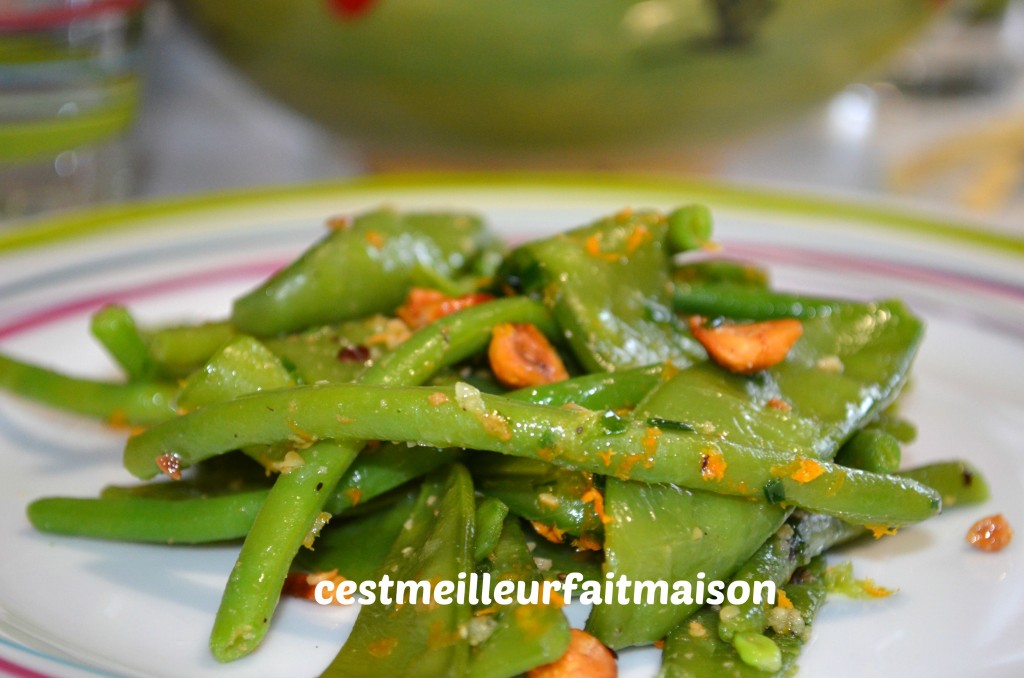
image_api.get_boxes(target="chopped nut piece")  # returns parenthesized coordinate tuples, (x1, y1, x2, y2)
(488, 323, 569, 389)
(966, 513, 1013, 552)
(689, 316, 803, 374)
(396, 288, 494, 330)
(528, 629, 616, 678)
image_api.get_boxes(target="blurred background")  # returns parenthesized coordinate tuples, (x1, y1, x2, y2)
(2, 0, 1023, 231)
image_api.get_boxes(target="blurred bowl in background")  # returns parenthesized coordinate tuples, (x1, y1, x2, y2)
(0, 0, 147, 220)
(179, 0, 942, 166)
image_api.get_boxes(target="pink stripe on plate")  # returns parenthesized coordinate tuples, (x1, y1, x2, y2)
(0, 654, 52, 678)
(0, 260, 284, 340)
(725, 243, 1024, 302)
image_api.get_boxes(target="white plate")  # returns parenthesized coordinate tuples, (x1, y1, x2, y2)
(1, 177, 1022, 678)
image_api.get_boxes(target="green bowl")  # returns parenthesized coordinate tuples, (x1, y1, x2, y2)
(181, 0, 936, 158)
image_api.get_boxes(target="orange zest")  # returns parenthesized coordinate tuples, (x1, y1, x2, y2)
(689, 316, 803, 374)
(865, 524, 899, 539)
(488, 323, 569, 389)
(789, 458, 825, 484)
(581, 487, 613, 524)
(531, 521, 566, 544)
(155, 453, 182, 480)
(700, 450, 727, 481)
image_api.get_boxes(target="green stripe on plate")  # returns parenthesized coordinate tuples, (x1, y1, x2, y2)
(0, 173, 1021, 257)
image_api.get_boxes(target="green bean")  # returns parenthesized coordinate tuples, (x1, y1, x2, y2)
(867, 410, 918, 443)
(124, 382, 941, 526)
(505, 363, 665, 409)
(27, 491, 267, 544)
(835, 429, 902, 475)
(90, 305, 158, 380)
(143, 321, 236, 378)
(666, 204, 714, 253)
(0, 352, 177, 425)
(469, 455, 604, 540)
(672, 282, 848, 321)
(672, 259, 770, 289)
(209, 440, 359, 661)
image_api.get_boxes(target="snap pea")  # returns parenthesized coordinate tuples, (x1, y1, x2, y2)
(232, 209, 496, 336)
(716, 512, 860, 644)
(294, 490, 418, 581)
(901, 460, 989, 508)
(501, 208, 704, 372)
(0, 352, 177, 425)
(90, 305, 158, 381)
(262, 315, 403, 385)
(177, 335, 294, 411)
(587, 299, 926, 648)
(321, 464, 475, 678)
(474, 497, 510, 562)
(717, 459, 990, 649)
(468, 517, 571, 678)
(658, 557, 829, 678)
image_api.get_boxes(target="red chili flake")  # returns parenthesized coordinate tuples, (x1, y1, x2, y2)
(337, 344, 371, 362)
(327, 0, 379, 20)
(155, 453, 182, 480)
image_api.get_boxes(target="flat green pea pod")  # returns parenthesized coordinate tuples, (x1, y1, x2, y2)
(468, 518, 571, 678)
(716, 512, 860, 644)
(659, 557, 829, 678)
(232, 209, 497, 336)
(177, 335, 294, 411)
(294, 490, 418, 581)
(500, 207, 704, 372)
(0, 352, 177, 425)
(263, 315, 400, 384)
(321, 464, 475, 678)
(901, 460, 989, 508)
(587, 299, 926, 649)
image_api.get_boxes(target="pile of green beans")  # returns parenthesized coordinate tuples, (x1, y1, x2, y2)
(0, 205, 991, 677)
